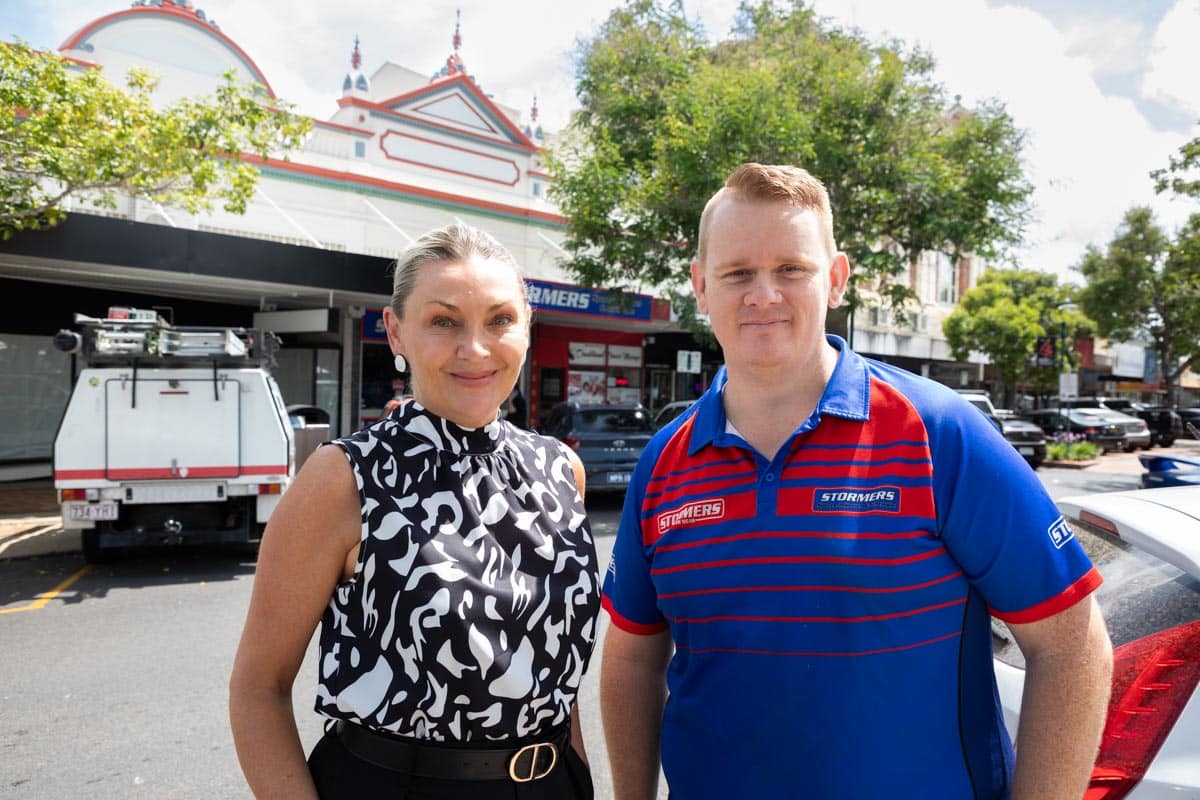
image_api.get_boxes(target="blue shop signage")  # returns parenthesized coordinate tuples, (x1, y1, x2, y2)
(361, 309, 389, 342)
(527, 279, 652, 322)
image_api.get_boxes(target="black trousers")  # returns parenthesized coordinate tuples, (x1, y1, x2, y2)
(307, 727, 595, 800)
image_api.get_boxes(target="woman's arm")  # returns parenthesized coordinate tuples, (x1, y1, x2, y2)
(229, 445, 362, 799)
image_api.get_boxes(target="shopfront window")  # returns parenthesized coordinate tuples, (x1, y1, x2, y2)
(0, 333, 72, 462)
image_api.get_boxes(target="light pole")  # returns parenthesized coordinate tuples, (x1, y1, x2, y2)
(1055, 302, 1078, 421)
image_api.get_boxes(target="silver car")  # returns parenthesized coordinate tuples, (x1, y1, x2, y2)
(993, 486, 1200, 798)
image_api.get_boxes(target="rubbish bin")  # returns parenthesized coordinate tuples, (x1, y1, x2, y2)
(287, 405, 331, 471)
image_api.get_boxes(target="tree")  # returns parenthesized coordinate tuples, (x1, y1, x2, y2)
(1077, 207, 1200, 405)
(943, 268, 1091, 408)
(0, 42, 311, 238)
(547, 0, 1032, 323)
(1152, 129, 1200, 200)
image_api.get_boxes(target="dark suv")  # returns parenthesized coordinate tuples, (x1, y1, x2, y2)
(1062, 397, 1182, 448)
(542, 402, 654, 493)
(956, 391, 1046, 469)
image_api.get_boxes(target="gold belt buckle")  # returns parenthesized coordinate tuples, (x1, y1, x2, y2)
(508, 741, 558, 782)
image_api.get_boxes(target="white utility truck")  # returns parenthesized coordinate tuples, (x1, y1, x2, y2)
(53, 308, 294, 562)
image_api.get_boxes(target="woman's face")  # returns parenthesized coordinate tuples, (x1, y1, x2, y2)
(384, 255, 529, 429)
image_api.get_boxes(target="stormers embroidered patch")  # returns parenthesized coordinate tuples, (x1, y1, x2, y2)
(813, 487, 901, 513)
(1047, 516, 1074, 549)
(657, 499, 726, 533)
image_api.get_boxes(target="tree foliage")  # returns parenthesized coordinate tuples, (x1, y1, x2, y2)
(547, 0, 1032, 321)
(943, 268, 1091, 408)
(1077, 207, 1200, 403)
(0, 41, 311, 238)
(1152, 129, 1200, 200)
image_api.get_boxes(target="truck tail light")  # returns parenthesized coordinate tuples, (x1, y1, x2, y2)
(60, 488, 87, 501)
(1085, 619, 1200, 800)
(257, 483, 282, 495)
(564, 437, 581, 451)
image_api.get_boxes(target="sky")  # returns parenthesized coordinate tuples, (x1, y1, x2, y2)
(4, 0, 1199, 285)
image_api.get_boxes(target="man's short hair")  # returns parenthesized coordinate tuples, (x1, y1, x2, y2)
(696, 163, 837, 263)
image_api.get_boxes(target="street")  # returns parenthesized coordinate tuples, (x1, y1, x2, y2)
(0, 449, 1180, 799)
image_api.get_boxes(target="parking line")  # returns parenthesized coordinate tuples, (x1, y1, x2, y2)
(0, 564, 93, 615)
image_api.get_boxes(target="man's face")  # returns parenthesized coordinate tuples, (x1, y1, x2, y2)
(690, 198, 849, 373)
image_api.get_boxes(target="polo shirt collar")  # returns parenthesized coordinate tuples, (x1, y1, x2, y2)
(688, 334, 871, 456)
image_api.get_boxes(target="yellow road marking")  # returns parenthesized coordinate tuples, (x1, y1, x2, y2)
(0, 564, 93, 615)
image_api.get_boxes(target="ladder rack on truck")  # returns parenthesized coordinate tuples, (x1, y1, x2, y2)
(53, 308, 295, 562)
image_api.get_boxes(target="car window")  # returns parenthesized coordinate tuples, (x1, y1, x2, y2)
(576, 409, 652, 433)
(994, 524, 1200, 669)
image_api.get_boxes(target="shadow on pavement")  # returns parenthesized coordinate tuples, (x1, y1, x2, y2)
(0, 546, 258, 611)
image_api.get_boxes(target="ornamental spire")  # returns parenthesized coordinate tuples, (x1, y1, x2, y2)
(351, 35, 362, 70)
(453, 9, 462, 53)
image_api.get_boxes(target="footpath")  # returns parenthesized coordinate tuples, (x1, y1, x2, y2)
(0, 480, 76, 560)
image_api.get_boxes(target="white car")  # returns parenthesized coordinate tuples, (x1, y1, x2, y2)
(993, 486, 1200, 798)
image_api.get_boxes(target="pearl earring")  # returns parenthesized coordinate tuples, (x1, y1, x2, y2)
(394, 354, 407, 373)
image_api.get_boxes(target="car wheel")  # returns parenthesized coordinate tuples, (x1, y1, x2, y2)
(1026, 458, 1043, 470)
(1161, 437, 1174, 448)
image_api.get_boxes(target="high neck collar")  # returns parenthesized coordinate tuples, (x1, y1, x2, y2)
(393, 400, 503, 455)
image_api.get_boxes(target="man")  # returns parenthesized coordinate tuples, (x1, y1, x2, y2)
(600, 163, 1112, 799)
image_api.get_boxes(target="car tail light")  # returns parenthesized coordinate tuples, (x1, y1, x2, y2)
(1085, 427, 1098, 435)
(1085, 619, 1200, 800)
(564, 437, 581, 451)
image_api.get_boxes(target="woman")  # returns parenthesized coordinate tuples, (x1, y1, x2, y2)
(230, 223, 601, 799)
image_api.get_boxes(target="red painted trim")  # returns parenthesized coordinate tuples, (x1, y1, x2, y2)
(665, 596, 966, 625)
(242, 154, 566, 225)
(55, 465, 287, 480)
(59, 6, 276, 98)
(601, 594, 669, 635)
(658, 570, 965, 600)
(526, 169, 553, 180)
(312, 119, 374, 137)
(654, 528, 930, 553)
(377, 73, 536, 150)
(158, 390, 190, 396)
(676, 630, 961, 658)
(990, 567, 1103, 624)
(339, 96, 537, 154)
(412, 93, 498, 134)
(650, 547, 948, 576)
(379, 130, 520, 186)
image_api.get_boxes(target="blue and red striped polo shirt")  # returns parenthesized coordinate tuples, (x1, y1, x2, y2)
(602, 336, 1100, 799)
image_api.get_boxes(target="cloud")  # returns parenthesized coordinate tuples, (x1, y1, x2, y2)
(1142, 0, 1200, 119)
(808, 0, 1196, 281)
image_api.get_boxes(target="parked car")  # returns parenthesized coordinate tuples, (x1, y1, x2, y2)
(542, 402, 654, 493)
(1140, 452, 1200, 488)
(993, 486, 1200, 799)
(1023, 407, 1127, 452)
(956, 391, 1047, 469)
(1092, 399, 1182, 448)
(1095, 409, 1153, 452)
(653, 400, 697, 430)
(1179, 408, 1200, 439)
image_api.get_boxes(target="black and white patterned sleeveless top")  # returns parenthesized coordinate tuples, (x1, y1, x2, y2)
(314, 401, 601, 742)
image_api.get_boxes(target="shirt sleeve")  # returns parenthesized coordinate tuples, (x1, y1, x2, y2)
(601, 446, 669, 634)
(927, 396, 1100, 623)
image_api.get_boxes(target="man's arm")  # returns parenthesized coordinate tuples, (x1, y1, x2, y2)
(1007, 595, 1113, 800)
(600, 626, 673, 800)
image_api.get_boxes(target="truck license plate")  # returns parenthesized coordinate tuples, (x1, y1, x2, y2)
(68, 503, 118, 521)
(607, 472, 632, 485)
(1018, 447, 1034, 455)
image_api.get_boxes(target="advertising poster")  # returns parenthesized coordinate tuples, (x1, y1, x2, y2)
(568, 370, 608, 406)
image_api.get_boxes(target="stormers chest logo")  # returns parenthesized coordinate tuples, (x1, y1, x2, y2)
(813, 487, 901, 513)
(657, 499, 727, 533)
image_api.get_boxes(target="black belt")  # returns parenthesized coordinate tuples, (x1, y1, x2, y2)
(333, 719, 569, 783)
